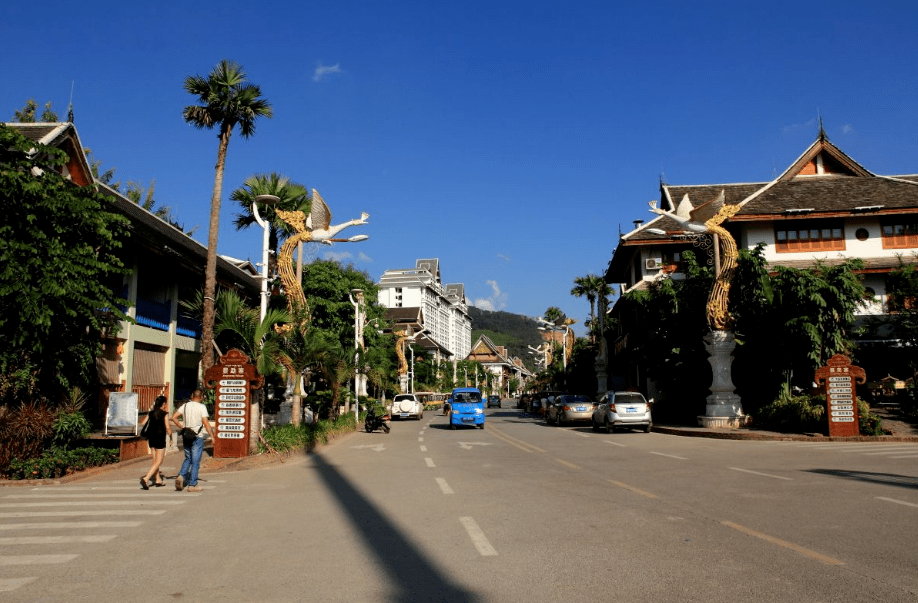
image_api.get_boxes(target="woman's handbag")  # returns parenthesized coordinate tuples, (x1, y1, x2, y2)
(140, 416, 151, 438)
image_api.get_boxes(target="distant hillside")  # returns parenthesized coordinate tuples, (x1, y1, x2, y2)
(468, 307, 544, 371)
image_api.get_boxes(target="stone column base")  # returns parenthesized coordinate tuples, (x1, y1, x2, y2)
(698, 415, 753, 428)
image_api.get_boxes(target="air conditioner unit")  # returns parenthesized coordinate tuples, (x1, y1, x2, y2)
(645, 258, 663, 270)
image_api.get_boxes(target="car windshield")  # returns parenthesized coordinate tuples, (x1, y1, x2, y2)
(453, 392, 482, 403)
(564, 396, 591, 403)
(615, 393, 646, 404)
(394, 395, 414, 401)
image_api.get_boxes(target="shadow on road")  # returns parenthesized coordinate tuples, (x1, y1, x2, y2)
(311, 453, 482, 603)
(806, 468, 918, 489)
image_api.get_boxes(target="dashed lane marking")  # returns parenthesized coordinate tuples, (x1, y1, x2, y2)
(487, 426, 545, 453)
(728, 467, 793, 481)
(649, 451, 688, 460)
(876, 496, 918, 508)
(721, 520, 844, 566)
(604, 440, 627, 447)
(607, 479, 657, 499)
(459, 517, 497, 556)
(554, 458, 580, 470)
(420, 445, 428, 452)
(0, 500, 189, 508)
(425, 458, 436, 468)
(0, 510, 167, 518)
(435, 478, 455, 495)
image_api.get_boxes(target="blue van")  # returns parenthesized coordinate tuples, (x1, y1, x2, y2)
(446, 387, 484, 429)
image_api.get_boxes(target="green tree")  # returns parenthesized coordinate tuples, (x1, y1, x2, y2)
(0, 125, 129, 405)
(571, 274, 613, 341)
(12, 99, 58, 123)
(183, 59, 273, 372)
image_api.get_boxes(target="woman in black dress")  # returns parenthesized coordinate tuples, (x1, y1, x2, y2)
(140, 396, 172, 489)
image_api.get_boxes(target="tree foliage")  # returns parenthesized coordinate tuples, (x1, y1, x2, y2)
(12, 98, 58, 123)
(0, 125, 130, 404)
(613, 245, 867, 420)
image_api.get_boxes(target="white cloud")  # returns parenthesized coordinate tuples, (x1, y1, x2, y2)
(782, 118, 817, 134)
(842, 124, 854, 134)
(357, 252, 373, 263)
(313, 63, 342, 82)
(473, 280, 507, 311)
(496, 253, 511, 262)
(322, 250, 352, 262)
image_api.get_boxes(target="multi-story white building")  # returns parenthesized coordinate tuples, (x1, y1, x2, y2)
(378, 259, 472, 360)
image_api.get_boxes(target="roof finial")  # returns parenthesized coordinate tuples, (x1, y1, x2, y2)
(818, 113, 826, 141)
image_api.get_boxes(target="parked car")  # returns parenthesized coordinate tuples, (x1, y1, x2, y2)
(528, 391, 560, 415)
(546, 395, 595, 426)
(517, 394, 530, 410)
(390, 393, 424, 420)
(591, 391, 652, 433)
(487, 395, 501, 408)
(446, 387, 484, 429)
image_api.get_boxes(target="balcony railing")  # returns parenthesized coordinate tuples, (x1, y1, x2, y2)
(177, 314, 202, 339)
(135, 297, 170, 332)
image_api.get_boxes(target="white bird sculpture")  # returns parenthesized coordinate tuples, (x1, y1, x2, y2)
(301, 189, 370, 244)
(648, 190, 725, 233)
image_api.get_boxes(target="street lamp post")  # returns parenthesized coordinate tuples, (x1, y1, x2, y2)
(537, 319, 569, 370)
(252, 195, 279, 322)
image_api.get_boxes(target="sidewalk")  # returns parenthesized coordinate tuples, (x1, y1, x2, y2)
(652, 424, 918, 442)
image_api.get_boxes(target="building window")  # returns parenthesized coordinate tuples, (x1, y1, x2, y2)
(775, 220, 844, 253)
(881, 218, 918, 249)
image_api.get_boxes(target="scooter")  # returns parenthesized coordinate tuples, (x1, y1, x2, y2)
(365, 407, 390, 434)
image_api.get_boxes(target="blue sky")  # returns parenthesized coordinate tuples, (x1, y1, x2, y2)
(3, 1, 917, 335)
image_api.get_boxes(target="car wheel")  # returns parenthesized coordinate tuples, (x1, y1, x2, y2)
(644, 424, 651, 433)
(557, 415, 564, 427)
(479, 423, 484, 429)
(591, 418, 599, 432)
(604, 418, 613, 434)
(450, 422, 456, 430)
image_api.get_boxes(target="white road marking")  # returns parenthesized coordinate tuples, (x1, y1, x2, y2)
(604, 440, 626, 447)
(4, 493, 195, 499)
(863, 448, 918, 456)
(0, 522, 141, 530)
(425, 458, 436, 468)
(649, 451, 688, 460)
(435, 478, 454, 495)
(573, 432, 590, 438)
(0, 500, 189, 508)
(351, 444, 386, 452)
(891, 455, 918, 459)
(729, 467, 792, 481)
(876, 496, 918, 508)
(0, 555, 78, 566)
(420, 445, 428, 452)
(459, 517, 497, 556)
(458, 442, 492, 450)
(0, 535, 117, 545)
(0, 577, 37, 592)
(418, 437, 424, 442)
(0, 510, 166, 518)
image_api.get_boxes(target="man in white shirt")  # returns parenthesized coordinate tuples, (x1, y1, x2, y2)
(171, 389, 215, 493)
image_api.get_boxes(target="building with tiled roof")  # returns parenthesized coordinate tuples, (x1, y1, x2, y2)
(466, 335, 533, 396)
(604, 129, 918, 389)
(377, 259, 472, 360)
(4, 122, 260, 416)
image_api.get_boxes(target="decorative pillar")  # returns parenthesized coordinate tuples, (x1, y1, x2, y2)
(699, 330, 750, 428)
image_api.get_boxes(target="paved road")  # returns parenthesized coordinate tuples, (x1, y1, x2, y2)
(1, 406, 916, 602)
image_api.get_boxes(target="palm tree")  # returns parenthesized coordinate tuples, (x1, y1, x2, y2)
(571, 274, 614, 342)
(231, 172, 310, 278)
(183, 60, 273, 372)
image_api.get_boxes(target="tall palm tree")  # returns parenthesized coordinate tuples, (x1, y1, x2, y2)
(231, 172, 310, 272)
(183, 59, 273, 372)
(571, 274, 613, 341)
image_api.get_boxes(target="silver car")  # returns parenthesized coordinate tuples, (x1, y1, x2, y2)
(546, 395, 595, 426)
(591, 391, 652, 433)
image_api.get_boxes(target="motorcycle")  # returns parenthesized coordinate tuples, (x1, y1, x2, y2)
(365, 407, 390, 434)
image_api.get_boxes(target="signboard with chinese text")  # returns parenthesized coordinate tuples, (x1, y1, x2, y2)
(203, 349, 264, 458)
(814, 354, 865, 438)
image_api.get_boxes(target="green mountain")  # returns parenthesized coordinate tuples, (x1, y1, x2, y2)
(468, 306, 544, 371)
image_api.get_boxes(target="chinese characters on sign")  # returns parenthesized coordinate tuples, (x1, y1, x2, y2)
(203, 349, 264, 458)
(814, 354, 865, 438)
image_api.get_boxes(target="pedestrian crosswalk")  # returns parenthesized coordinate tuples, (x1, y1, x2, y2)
(0, 472, 218, 594)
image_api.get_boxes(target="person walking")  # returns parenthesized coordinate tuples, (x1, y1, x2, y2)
(171, 389, 215, 493)
(140, 395, 172, 489)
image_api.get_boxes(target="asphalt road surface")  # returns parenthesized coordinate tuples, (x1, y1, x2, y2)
(2, 404, 916, 602)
